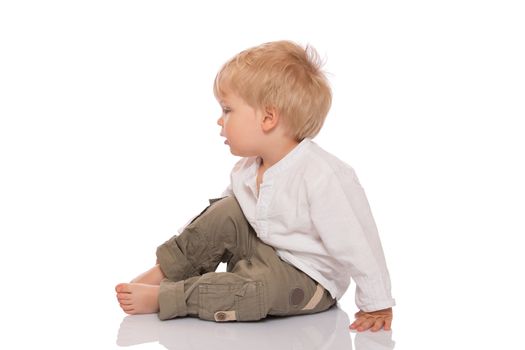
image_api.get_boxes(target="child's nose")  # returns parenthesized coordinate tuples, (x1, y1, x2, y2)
(217, 116, 224, 126)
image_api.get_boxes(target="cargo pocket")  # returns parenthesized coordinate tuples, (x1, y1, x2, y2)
(235, 281, 265, 321)
(198, 281, 265, 322)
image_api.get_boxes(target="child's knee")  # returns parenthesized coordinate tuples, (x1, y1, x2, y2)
(207, 196, 245, 224)
(185, 196, 249, 239)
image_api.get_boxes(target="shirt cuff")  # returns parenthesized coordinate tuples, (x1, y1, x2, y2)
(353, 274, 395, 312)
(358, 298, 396, 312)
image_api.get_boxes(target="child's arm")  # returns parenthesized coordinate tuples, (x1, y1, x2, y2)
(309, 167, 395, 330)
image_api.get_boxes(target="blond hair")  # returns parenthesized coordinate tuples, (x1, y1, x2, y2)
(213, 40, 332, 141)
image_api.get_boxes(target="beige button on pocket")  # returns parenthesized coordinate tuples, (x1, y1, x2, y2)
(214, 310, 236, 322)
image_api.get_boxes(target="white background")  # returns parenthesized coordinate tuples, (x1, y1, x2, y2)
(1, 1, 524, 349)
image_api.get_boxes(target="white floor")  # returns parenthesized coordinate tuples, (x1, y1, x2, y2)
(114, 306, 390, 350)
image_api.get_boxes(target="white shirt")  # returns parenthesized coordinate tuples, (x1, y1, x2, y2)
(222, 138, 395, 312)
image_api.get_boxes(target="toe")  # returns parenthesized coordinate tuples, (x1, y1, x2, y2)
(117, 292, 132, 300)
(120, 303, 134, 312)
(123, 307, 136, 314)
(116, 283, 131, 293)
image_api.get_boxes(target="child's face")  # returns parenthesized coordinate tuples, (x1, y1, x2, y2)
(217, 89, 264, 157)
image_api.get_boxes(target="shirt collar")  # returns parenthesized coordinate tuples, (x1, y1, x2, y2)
(258, 137, 312, 180)
(242, 138, 312, 197)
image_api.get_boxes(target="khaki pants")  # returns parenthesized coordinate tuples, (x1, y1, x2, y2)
(156, 196, 336, 322)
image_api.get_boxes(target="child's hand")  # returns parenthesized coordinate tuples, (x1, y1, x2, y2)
(349, 307, 393, 332)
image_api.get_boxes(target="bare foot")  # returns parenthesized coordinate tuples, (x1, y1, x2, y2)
(116, 283, 160, 315)
(131, 264, 166, 285)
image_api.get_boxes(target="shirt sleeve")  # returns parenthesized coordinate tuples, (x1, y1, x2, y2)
(309, 166, 396, 312)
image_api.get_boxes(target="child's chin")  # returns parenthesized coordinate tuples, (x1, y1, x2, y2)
(229, 148, 247, 157)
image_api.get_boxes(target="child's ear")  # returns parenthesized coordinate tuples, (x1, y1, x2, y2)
(261, 106, 280, 132)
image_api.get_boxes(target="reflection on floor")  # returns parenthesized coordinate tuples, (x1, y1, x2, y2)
(117, 306, 395, 349)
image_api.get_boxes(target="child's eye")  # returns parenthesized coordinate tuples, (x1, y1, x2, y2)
(222, 108, 231, 114)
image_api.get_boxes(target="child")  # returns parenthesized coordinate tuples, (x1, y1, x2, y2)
(116, 40, 395, 332)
